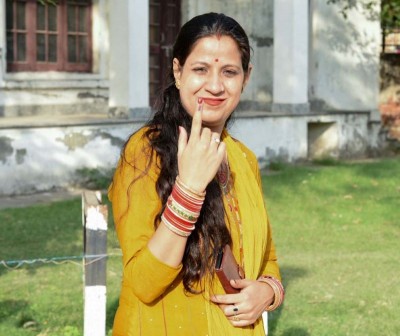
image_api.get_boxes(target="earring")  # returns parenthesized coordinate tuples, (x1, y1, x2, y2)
(175, 79, 181, 90)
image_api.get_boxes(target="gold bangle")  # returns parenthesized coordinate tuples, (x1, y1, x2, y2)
(176, 175, 206, 198)
(258, 276, 284, 311)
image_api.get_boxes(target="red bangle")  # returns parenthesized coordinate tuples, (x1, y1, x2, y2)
(162, 215, 192, 237)
(161, 182, 204, 237)
(163, 206, 195, 230)
(173, 186, 204, 207)
(172, 187, 202, 212)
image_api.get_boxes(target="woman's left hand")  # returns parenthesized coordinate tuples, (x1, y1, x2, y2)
(210, 279, 274, 327)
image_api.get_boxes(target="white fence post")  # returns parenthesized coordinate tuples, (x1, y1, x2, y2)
(82, 190, 108, 336)
(262, 311, 269, 335)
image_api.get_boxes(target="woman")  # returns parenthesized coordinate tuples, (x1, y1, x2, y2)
(108, 12, 284, 336)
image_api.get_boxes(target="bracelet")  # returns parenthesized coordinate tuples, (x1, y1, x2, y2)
(161, 215, 192, 237)
(168, 198, 198, 222)
(176, 175, 206, 198)
(161, 181, 204, 237)
(164, 203, 196, 228)
(173, 184, 204, 209)
(257, 275, 285, 311)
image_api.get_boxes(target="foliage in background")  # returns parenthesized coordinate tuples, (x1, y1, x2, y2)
(74, 167, 114, 190)
(327, 0, 400, 27)
(381, 0, 400, 27)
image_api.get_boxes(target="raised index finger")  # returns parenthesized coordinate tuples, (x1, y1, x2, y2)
(189, 98, 204, 141)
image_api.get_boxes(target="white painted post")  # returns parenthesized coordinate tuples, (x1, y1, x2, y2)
(262, 311, 269, 335)
(82, 190, 108, 336)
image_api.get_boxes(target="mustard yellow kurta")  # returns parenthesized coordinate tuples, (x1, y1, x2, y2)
(108, 127, 281, 336)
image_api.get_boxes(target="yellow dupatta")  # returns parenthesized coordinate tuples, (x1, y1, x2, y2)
(204, 130, 269, 336)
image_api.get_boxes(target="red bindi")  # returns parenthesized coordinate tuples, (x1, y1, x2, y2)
(214, 58, 219, 62)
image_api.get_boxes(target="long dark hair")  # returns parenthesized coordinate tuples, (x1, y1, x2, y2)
(126, 13, 251, 293)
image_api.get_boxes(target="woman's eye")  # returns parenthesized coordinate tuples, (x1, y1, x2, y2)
(193, 67, 207, 74)
(224, 69, 239, 77)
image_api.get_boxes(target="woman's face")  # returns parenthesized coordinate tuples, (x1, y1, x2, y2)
(173, 35, 251, 133)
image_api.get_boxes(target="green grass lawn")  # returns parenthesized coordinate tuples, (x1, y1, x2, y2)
(0, 157, 399, 335)
(0, 198, 122, 336)
(265, 158, 400, 336)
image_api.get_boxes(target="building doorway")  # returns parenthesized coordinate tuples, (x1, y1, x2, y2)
(149, 0, 181, 106)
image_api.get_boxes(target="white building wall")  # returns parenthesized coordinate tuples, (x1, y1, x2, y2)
(0, 0, 5, 90)
(108, 0, 149, 118)
(108, 1, 130, 112)
(0, 112, 378, 196)
(0, 122, 141, 195)
(309, 0, 381, 113)
(231, 115, 308, 161)
(230, 112, 372, 163)
(128, 0, 149, 114)
(273, 0, 309, 113)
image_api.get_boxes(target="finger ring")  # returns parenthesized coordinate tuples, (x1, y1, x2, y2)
(233, 316, 240, 322)
(233, 306, 239, 314)
(213, 138, 221, 144)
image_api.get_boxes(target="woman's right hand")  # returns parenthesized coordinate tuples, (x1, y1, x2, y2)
(177, 105, 226, 193)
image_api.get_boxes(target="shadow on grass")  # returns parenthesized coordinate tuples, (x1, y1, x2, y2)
(281, 327, 311, 336)
(0, 262, 53, 277)
(0, 299, 29, 322)
(268, 265, 309, 336)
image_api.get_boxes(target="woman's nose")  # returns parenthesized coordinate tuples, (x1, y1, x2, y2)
(205, 73, 224, 94)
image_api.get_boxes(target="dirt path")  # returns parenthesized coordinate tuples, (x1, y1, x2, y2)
(0, 189, 83, 210)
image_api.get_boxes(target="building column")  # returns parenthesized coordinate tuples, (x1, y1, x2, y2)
(109, 0, 150, 119)
(272, 0, 309, 114)
(0, 0, 5, 114)
(0, 1, 7, 86)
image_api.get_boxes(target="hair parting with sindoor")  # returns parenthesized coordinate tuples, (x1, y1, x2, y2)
(123, 12, 251, 293)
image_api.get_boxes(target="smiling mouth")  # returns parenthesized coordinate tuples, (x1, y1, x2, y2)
(202, 98, 226, 106)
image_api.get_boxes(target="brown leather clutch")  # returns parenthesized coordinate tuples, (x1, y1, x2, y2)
(215, 244, 244, 294)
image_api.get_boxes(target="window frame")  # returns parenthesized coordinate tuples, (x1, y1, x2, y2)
(381, 25, 400, 55)
(6, 0, 93, 73)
